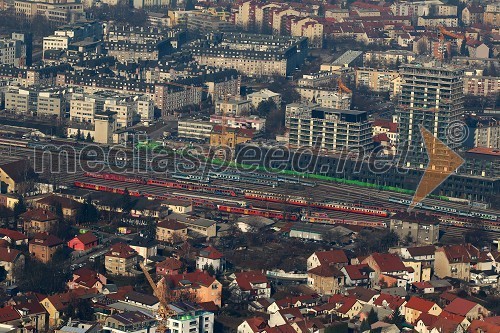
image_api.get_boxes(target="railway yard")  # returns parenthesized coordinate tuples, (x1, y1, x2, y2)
(0, 139, 499, 240)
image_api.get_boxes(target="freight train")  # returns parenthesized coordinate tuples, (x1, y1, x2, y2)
(244, 191, 390, 217)
(217, 205, 300, 221)
(388, 197, 498, 221)
(83, 172, 237, 196)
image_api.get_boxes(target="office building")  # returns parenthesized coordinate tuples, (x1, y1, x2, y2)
(288, 107, 373, 152)
(397, 62, 465, 169)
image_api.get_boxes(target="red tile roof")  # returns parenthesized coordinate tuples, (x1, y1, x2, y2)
(444, 298, 478, 317)
(369, 253, 407, 273)
(413, 281, 433, 290)
(440, 291, 458, 303)
(243, 317, 268, 332)
(106, 242, 137, 259)
(29, 232, 64, 247)
(406, 297, 438, 313)
(416, 313, 439, 326)
(0, 228, 27, 242)
(156, 258, 183, 271)
(234, 270, 269, 291)
(407, 245, 436, 257)
(157, 219, 187, 230)
(308, 265, 344, 277)
(169, 270, 217, 289)
(468, 318, 500, 333)
(0, 247, 22, 263)
(75, 232, 98, 245)
(342, 264, 373, 280)
(20, 208, 57, 222)
(73, 267, 102, 288)
(198, 246, 223, 260)
(440, 244, 480, 263)
(429, 317, 461, 333)
(0, 306, 21, 322)
(373, 293, 405, 310)
(314, 250, 348, 266)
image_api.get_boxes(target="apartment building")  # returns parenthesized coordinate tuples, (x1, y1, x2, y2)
(363, 50, 416, 67)
(5, 87, 65, 117)
(0, 39, 24, 67)
(389, 212, 440, 245)
(288, 107, 373, 152)
(178, 120, 214, 141)
(14, 0, 84, 24)
(210, 115, 266, 131)
(417, 15, 458, 27)
(247, 89, 282, 109)
(296, 86, 352, 108)
(297, 72, 337, 88)
(355, 68, 401, 95)
(185, 33, 308, 77)
(463, 71, 499, 97)
(397, 62, 465, 169)
(43, 21, 103, 54)
(215, 98, 251, 116)
(290, 17, 323, 48)
(105, 242, 139, 276)
(167, 302, 215, 333)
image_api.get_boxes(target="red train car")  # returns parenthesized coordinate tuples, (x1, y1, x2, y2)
(244, 191, 389, 217)
(147, 179, 236, 197)
(217, 205, 299, 221)
(74, 181, 141, 197)
(84, 172, 146, 184)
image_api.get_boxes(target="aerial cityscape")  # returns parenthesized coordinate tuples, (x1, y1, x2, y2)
(0, 0, 498, 332)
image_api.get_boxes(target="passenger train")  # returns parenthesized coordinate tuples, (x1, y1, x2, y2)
(388, 197, 498, 221)
(217, 205, 300, 221)
(244, 191, 390, 217)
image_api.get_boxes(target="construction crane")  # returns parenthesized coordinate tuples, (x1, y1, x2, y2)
(337, 78, 352, 94)
(140, 263, 176, 333)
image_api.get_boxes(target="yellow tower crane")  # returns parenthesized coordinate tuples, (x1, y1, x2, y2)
(140, 263, 176, 333)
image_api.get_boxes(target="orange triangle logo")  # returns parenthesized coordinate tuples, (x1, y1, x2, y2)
(409, 126, 465, 211)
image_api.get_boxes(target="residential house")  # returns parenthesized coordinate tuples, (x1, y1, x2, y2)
(0, 228, 28, 246)
(412, 281, 435, 294)
(9, 294, 48, 332)
(67, 267, 107, 292)
(128, 235, 157, 263)
(156, 258, 183, 276)
(121, 291, 159, 311)
(307, 265, 345, 295)
(0, 159, 36, 193)
(168, 270, 222, 306)
(461, 5, 484, 26)
(67, 232, 98, 251)
(0, 247, 24, 281)
(468, 318, 500, 333)
(0, 306, 21, 328)
(372, 293, 406, 312)
(466, 40, 489, 59)
(341, 264, 374, 287)
(41, 289, 97, 327)
(307, 250, 349, 270)
(237, 317, 268, 333)
(196, 246, 225, 272)
(21, 208, 58, 235)
(28, 232, 64, 263)
(345, 287, 379, 305)
(268, 307, 304, 327)
(35, 195, 83, 220)
(156, 219, 188, 243)
(404, 297, 442, 325)
(444, 298, 490, 321)
(105, 242, 139, 276)
(327, 294, 363, 319)
(434, 244, 479, 281)
(230, 270, 271, 301)
(166, 213, 217, 238)
(362, 252, 413, 287)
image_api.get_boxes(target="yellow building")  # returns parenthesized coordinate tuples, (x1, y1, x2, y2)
(210, 126, 254, 149)
(0, 159, 35, 194)
(290, 17, 323, 48)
